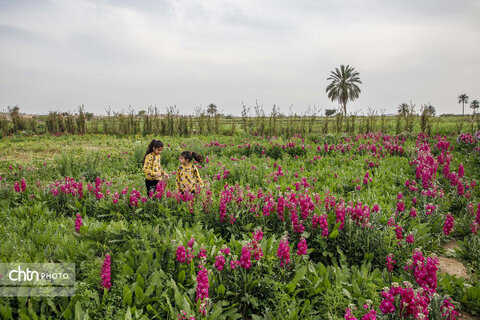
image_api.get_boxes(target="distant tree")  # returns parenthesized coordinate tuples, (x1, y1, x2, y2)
(207, 103, 217, 116)
(137, 110, 146, 117)
(426, 104, 436, 116)
(325, 109, 337, 117)
(398, 103, 410, 117)
(458, 94, 469, 116)
(326, 65, 362, 116)
(471, 99, 480, 116)
(8, 106, 25, 132)
(85, 112, 94, 121)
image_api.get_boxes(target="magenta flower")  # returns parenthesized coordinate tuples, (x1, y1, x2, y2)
(197, 248, 207, 260)
(385, 254, 395, 272)
(277, 237, 291, 268)
(396, 200, 405, 213)
(297, 237, 307, 255)
(195, 265, 209, 306)
(214, 255, 225, 271)
(458, 163, 464, 178)
(406, 234, 415, 243)
(176, 246, 187, 263)
(440, 298, 460, 320)
(239, 246, 252, 269)
(100, 254, 112, 291)
(75, 213, 82, 232)
(344, 307, 358, 320)
(188, 237, 195, 248)
(409, 207, 417, 218)
(443, 213, 454, 235)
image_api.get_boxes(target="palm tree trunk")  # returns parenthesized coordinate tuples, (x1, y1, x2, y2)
(343, 102, 347, 117)
(463, 102, 464, 116)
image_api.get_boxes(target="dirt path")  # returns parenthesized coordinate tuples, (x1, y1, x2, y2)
(438, 240, 468, 278)
(459, 312, 480, 320)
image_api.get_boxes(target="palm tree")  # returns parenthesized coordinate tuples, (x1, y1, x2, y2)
(458, 94, 469, 116)
(471, 100, 480, 116)
(207, 103, 217, 116)
(398, 103, 410, 117)
(326, 65, 362, 116)
(426, 104, 436, 116)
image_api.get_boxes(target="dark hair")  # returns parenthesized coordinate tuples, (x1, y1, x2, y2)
(143, 139, 164, 164)
(180, 151, 203, 163)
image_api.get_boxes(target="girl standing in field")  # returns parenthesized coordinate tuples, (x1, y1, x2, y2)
(143, 139, 169, 195)
(176, 151, 204, 194)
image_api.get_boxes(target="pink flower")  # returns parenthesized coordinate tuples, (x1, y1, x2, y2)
(252, 228, 264, 242)
(297, 237, 307, 255)
(239, 246, 252, 269)
(344, 307, 358, 320)
(195, 266, 209, 315)
(230, 260, 239, 270)
(406, 234, 415, 243)
(197, 248, 207, 260)
(214, 255, 225, 271)
(440, 297, 460, 320)
(396, 200, 405, 213)
(458, 163, 464, 178)
(409, 207, 417, 218)
(100, 254, 112, 290)
(443, 213, 454, 235)
(188, 237, 195, 248)
(176, 246, 187, 263)
(394, 225, 403, 240)
(277, 237, 291, 268)
(385, 254, 395, 272)
(75, 213, 82, 232)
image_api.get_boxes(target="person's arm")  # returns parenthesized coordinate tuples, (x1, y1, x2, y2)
(143, 154, 154, 179)
(176, 167, 182, 191)
(154, 155, 170, 179)
(194, 166, 204, 187)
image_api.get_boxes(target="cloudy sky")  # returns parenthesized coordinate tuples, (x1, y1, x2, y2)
(0, 0, 479, 116)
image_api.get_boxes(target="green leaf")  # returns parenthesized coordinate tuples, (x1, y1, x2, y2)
(178, 270, 186, 284)
(125, 307, 132, 320)
(217, 284, 225, 297)
(123, 264, 134, 277)
(123, 285, 133, 306)
(329, 229, 339, 239)
(75, 301, 84, 320)
(136, 274, 144, 290)
(287, 266, 307, 293)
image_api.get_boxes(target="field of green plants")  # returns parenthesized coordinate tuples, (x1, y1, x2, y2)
(1, 130, 480, 319)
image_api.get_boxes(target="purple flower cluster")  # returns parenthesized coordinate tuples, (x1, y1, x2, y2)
(100, 254, 112, 291)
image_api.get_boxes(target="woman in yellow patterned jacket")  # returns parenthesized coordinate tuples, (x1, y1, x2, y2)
(176, 151, 204, 194)
(143, 139, 169, 195)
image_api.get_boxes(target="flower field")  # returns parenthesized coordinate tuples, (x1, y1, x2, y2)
(1, 131, 480, 319)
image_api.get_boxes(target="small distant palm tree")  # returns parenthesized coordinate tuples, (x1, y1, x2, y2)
(458, 94, 469, 116)
(207, 103, 217, 116)
(398, 103, 410, 117)
(426, 104, 436, 116)
(326, 65, 362, 116)
(471, 99, 480, 116)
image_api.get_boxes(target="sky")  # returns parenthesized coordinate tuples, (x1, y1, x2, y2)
(0, 0, 479, 116)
